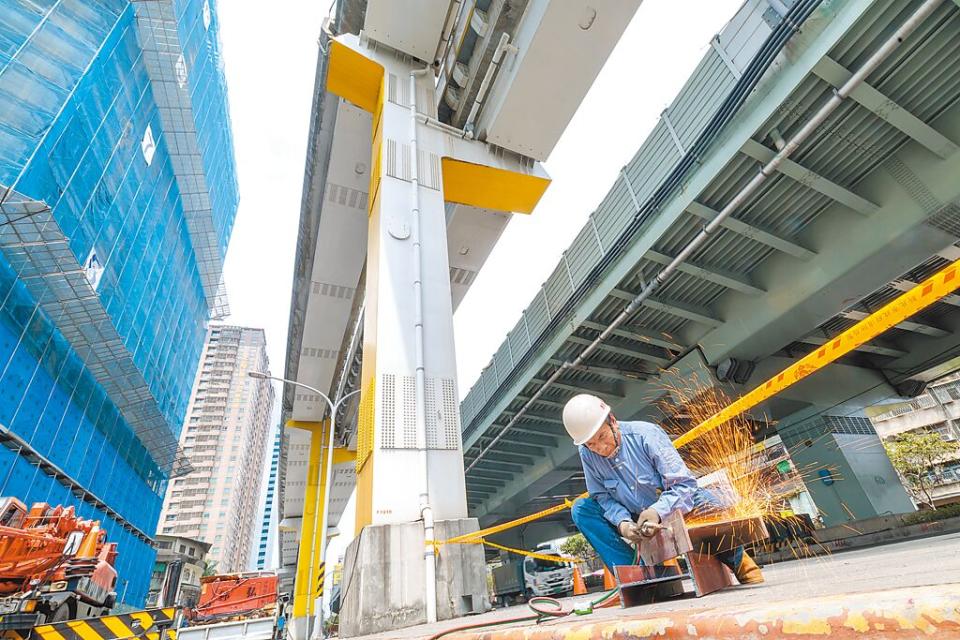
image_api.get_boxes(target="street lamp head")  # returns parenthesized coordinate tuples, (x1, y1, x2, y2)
(248, 371, 270, 380)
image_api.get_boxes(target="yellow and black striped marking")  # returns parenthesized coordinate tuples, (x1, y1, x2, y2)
(316, 562, 326, 598)
(30, 608, 176, 640)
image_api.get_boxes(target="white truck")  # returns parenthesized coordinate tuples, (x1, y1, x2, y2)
(490, 545, 574, 606)
(177, 617, 277, 640)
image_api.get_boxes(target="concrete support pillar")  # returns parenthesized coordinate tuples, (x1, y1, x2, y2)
(320, 35, 550, 636)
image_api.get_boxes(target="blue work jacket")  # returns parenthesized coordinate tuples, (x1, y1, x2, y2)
(579, 420, 698, 527)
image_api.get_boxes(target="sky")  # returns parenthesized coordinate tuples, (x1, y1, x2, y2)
(214, 0, 745, 572)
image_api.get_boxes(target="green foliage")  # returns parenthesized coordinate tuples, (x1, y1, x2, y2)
(902, 502, 960, 525)
(884, 430, 960, 509)
(202, 560, 218, 577)
(559, 533, 594, 560)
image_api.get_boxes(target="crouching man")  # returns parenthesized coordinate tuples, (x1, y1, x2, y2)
(562, 394, 763, 584)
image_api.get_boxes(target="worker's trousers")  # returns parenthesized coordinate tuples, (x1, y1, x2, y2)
(571, 488, 743, 572)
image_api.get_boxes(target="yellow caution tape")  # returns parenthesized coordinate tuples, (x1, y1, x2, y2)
(428, 537, 574, 563)
(673, 257, 960, 448)
(441, 497, 584, 545)
(479, 539, 574, 563)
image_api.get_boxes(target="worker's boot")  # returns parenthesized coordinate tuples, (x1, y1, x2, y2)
(734, 553, 765, 584)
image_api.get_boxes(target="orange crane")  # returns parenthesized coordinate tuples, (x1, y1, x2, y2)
(0, 497, 118, 630)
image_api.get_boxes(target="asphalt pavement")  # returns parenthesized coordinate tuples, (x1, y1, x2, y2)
(353, 531, 960, 639)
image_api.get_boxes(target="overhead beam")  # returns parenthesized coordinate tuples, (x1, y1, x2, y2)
(494, 431, 558, 448)
(515, 394, 566, 409)
(580, 321, 682, 351)
(611, 289, 723, 327)
(644, 249, 765, 295)
(483, 451, 534, 466)
(548, 358, 650, 382)
(465, 488, 495, 498)
(686, 201, 816, 261)
(470, 459, 523, 474)
(797, 334, 907, 358)
(741, 139, 880, 216)
(531, 376, 625, 398)
(841, 309, 950, 338)
(466, 478, 504, 489)
(566, 335, 669, 366)
(467, 468, 515, 481)
(813, 57, 959, 159)
(500, 411, 564, 426)
(483, 441, 546, 458)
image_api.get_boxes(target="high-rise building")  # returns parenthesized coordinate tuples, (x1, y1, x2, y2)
(252, 428, 281, 570)
(0, 0, 237, 604)
(159, 326, 275, 572)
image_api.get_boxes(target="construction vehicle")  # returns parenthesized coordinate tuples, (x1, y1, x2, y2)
(0, 498, 118, 632)
(490, 544, 574, 607)
(180, 572, 284, 640)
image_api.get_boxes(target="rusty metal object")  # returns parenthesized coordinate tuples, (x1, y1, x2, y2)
(427, 583, 960, 639)
(688, 516, 769, 555)
(618, 512, 760, 604)
(635, 510, 691, 565)
(686, 552, 735, 596)
(613, 565, 685, 606)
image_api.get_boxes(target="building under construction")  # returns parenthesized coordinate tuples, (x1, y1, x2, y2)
(0, 0, 238, 604)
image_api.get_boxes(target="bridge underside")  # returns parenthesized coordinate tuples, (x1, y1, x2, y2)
(461, 0, 960, 533)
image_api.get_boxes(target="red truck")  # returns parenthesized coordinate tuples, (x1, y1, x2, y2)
(185, 573, 279, 625)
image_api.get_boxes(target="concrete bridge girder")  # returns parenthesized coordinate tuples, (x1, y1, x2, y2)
(466, 0, 960, 530)
(461, 0, 887, 457)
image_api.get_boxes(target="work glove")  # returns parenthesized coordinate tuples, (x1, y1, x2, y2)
(618, 520, 644, 543)
(636, 508, 661, 538)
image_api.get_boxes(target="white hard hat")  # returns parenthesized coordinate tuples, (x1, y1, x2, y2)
(562, 394, 611, 445)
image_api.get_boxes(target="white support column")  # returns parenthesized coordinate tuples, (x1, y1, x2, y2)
(324, 35, 551, 635)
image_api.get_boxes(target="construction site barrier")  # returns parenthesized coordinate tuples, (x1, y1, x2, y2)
(2, 608, 178, 640)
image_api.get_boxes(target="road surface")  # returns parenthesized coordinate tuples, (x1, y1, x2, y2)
(353, 531, 960, 639)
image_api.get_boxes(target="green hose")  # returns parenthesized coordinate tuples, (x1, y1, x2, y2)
(428, 549, 638, 639)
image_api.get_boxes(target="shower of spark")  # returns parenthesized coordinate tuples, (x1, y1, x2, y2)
(660, 379, 788, 527)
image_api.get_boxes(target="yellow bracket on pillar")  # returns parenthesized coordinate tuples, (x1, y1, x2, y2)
(440, 158, 551, 214)
(326, 40, 383, 114)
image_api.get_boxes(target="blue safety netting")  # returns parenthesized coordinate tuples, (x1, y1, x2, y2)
(0, 0, 238, 606)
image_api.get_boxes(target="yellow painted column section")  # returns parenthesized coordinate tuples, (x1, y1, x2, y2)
(354, 69, 385, 535)
(291, 420, 325, 619)
(354, 186, 381, 534)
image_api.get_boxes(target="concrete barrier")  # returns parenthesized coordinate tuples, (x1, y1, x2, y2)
(758, 515, 960, 564)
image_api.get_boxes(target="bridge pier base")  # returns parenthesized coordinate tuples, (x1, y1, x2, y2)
(339, 519, 488, 638)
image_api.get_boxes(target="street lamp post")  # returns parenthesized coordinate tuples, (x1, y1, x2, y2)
(249, 372, 359, 640)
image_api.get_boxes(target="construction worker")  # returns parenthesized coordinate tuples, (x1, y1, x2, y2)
(562, 393, 764, 585)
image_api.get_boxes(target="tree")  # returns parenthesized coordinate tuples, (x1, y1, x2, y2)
(201, 560, 218, 577)
(884, 430, 960, 509)
(559, 533, 594, 560)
